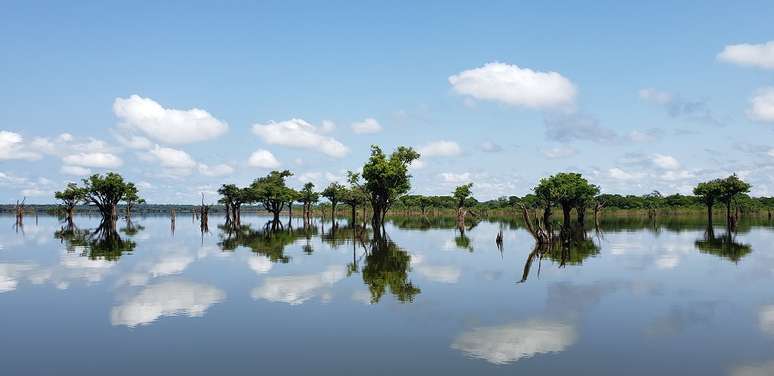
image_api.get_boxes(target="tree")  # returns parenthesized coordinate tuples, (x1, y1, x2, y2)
(453, 183, 474, 227)
(218, 184, 249, 226)
(80, 173, 140, 226)
(250, 170, 296, 223)
(298, 182, 320, 221)
(694, 179, 723, 225)
(123, 183, 145, 218)
(54, 182, 85, 225)
(342, 187, 366, 226)
(534, 172, 599, 231)
(321, 182, 346, 219)
(719, 174, 751, 229)
(354, 145, 420, 230)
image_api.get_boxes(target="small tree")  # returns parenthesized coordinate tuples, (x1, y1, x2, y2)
(534, 172, 599, 231)
(218, 184, 250, 226)
(321, 182, 346, 219)
(54, 183, 85, 225)
(123, 183, 145, 218)
(453, 183, 473, 226)
(354, 145, 420, 230)
(81, 173, 140, 226)
(694, 179, 723, 226)
(719, 174, 751, 229)
(251, 170, 296, 223)
(298, 182, 320, 221)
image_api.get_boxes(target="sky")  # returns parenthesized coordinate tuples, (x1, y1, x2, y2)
(1, 1, 774, 204)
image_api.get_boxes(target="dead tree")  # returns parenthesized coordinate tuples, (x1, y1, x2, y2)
(199, 194, 211, 233)
(593, 201, 605, 231)
(518, 204, 552, 244)
(14, 197, 26, 230)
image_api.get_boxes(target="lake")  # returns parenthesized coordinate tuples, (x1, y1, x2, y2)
(1, 214, 774, 375)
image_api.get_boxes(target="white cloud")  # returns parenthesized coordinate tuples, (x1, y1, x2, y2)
(439, 172, 471, 184)
(247, 149, 281, 168)
(718, 41, 774, 69)
(748, 88, 774, 123)
(113, 94, 228, 144)
(451, 320, 577, 364)
(21, 188, 48, 197)
(197, 163, 234, 177)
(0, 131, 41, 161)
(608, 167, 645, 181)
(479, 141, 503, 153)
(351, 118, 383, 134)
(416, 265, 461, 284)
(252, 119, 349, 158)
(62, 152, 123, 168)
(248, 255, 273, 274)
(60, 165, 92, 176)
(419, 140, 462, 157)
(320, 120, 336, 133)
(651, 154, 680, 170)
(147, 145, 197, 170)
(449, 62, 577, 109)
(251, 266, 345, 305)
(110, 281, 225, 327)
(542, 146, 577, 159)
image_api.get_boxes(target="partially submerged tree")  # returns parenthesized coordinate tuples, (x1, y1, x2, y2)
(321, 182, 346, 219)
(535, 172, 599, 231)
(694, 179, 723, 226)
(453, 183, 474, 227)
(298, 182, 320, 221)
(54, 182, 85, 225)
(353, 145, 420, 230)
(80, 173, 141, 226)
(250, 170, 296, 223)
(123, 183, 145, 218)
(218, 184, 249, 226)
(719, 174, 751, 229)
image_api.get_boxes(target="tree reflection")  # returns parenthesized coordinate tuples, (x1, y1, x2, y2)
(519, 233, 600, 283)
(218, 220, 318, 263)
(54, 220, 136, 261)
(694, 226, 752, 263)
(362, 232, 421, 304)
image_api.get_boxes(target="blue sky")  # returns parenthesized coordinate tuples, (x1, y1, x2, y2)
(1, 1, 774, 203)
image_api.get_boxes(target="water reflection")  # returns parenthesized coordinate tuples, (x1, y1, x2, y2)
(694, 226, 752, 262)
(519, 236, 601, 283)
(218, 221, 317, 263)
(55, 220, 137, 261)
(111, 280, 225, 327)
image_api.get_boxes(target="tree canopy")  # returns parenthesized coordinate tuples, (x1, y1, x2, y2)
(355, 145, 420, 227)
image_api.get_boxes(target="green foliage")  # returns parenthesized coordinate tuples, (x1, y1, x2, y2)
(693, 179, 723, 206)
(362, 238, 421, 303)
(534, 172, 599, 209)
(54, 182, 85, 210)
(321, 182, 346, 208)
(719, 174, 751, 205)
(298, 182, 320, 205)
(78, 173, 142, 218)
(355, 145, 420, 223)
(453, 183, 474, 209)
(250, 170, 297, 217)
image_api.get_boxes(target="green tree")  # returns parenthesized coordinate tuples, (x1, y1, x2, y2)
(453, 183, 474, 226)
(123, 183, 145, 218)
(321, 181, 346, 219)
(534, 172, 599, 230)
(362, 237, 421, 303)
(54, 182, 85, 224)
(80, 173, 140, 225)
(218, 184, 250, 225)
(354, 145, 420, 230)
(298, 182, 320, 220)
(250, 170, 296, 223)
(694, 179, 723, 225)
(719, 174, 751, 228)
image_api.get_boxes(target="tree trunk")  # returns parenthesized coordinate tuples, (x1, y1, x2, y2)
(561, 204, 571, 230)
(707, 204, 713, 226)
(577, 206, 586, 226)
(351, 205, 356, 226)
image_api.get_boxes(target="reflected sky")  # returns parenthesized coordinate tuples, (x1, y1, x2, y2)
(2, 214, 774, 375)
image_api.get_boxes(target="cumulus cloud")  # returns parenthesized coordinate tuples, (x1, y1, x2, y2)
(544, 112, 617, 143)
(113, 95, 228, 144)
(62, 152, 123, 168)
(351, 118, 383, 134)
(449, 62, 577, 109)
(608, 167, 645, 181)
(197, 163, 234, 177)
(748, 88, 774, 123)
(60, 165, 92, 176)
(639, 88, 723, 126)
(542, 145, 577, 159)
(718, 41, 774, 69)
(439, 172, 471, 184)
(419, 140, 462, 157)
(147, 145, 197, 170)
(451, 320, 577, 364)
(627, 128, 664, 143)
(111, 281, 225, 327)
(251, 266, 346, 305)
(252, 119, 349, 158)
(651, 154, 680, 170)
(0, 131, 41, 161)
(247, 149, 281, 168)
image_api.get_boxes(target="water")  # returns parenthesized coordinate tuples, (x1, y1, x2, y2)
(2, 214, 774, 375)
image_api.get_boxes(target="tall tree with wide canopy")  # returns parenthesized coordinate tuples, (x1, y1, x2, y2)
(250, 170, 296, 223)
(80, 173, 141, 226)
(534, 172, 599, 231)
(353, 145, 420, 230)
(54, 182, 85, 225)
(694, 179, 723, 225)
(321, 182, 346, 219)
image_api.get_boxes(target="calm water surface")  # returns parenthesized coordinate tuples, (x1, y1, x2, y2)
(2, 214, 774, 375)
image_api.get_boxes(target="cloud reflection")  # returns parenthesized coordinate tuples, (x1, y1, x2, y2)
(251, 266, 345, 305)
(111, 280, 225, 327)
